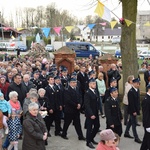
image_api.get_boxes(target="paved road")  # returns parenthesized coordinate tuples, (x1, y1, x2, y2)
(16, 114, 144, 150)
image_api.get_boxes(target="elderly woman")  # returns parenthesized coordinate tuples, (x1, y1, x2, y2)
(8, 91, 22, 116)
(22, 102, 47, 150)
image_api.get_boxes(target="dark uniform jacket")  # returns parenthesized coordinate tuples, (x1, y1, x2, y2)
(107, 69, 121, 86)
(142, 94, 150, 128)
(39, 74, 48, 88)
(45, 85, 56, 111)
(128, 87, 140, 115)
(77, 72, 88, 94)
(64, 86, 82, 114)
(84, 89, 99, 118)
(22, 112, 47, 150)
(104, 96, 122, 126)
(61, 76, 69, 89)
(30, 78, 42, 90)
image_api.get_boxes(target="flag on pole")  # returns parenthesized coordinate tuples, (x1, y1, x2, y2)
(125, 19, 133, 27)
(110, 21, 118, 29)
(94, 1, 111, 22)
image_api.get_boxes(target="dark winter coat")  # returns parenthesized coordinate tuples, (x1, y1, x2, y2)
(22, 112, 47, 150)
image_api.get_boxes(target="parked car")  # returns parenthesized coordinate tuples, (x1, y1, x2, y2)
(45, 44, 54, 52)
(66, 42, 100, 58)
(111, 37, 121, 44)
(0, 42, 7, 51)
(114, 49, 121, 58)
(18, 44, 27, 51)
(138, 50, 150, 59)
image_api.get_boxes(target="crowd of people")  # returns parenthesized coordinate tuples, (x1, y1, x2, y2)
(0, 54, 149, 150)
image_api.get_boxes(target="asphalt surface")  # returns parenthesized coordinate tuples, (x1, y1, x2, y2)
(16, 114, 144, 150)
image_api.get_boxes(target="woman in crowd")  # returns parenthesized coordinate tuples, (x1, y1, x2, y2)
(96, 72, 106, 118)
(22, 102, 47, 150)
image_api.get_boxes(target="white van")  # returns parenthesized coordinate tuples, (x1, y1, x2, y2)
(111, 37, 121, 44)
(138, 50, 150, 59)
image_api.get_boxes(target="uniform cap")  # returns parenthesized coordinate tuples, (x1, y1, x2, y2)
(132, 78, 140, 83)
(109, 87, 117, 93)
(69, 78, 77, 82)
(88, 70, 95, 76)
(110, 77, 116, 83)
(54, 76, 60, 80)
(89, 78, 96, 83)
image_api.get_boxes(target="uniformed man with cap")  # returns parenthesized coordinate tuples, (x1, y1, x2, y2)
(61, 78, 85, 140)
(61, 68, 69, 88)
(39, 68, 48, 88)
(140, 84, 150, 149)
(84, 78, 100, 149)
(104, 87, 123, 137)
(45, 74, 62, 136)
(103, 77, 117, 103)
(124, 78, 142, 143)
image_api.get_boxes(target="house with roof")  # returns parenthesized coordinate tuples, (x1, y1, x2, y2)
(0, 22, 21, 40)
(91, 27, 121, 42)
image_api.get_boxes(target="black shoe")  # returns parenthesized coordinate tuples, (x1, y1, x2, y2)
(135, 138, 142, 144)
(50, 124, 55, 127)
(97, 129, 102, 132)
(86, 142, 95, 149)
(91, 139, 98, 145)
(48, 133, 51, 137)
(61, 135, 69, 140)
(55, 133, 62, 136)
(124, 133, 134, 139)
(136, 123, 141, 126)
(101, 115, 105, 118)
(78, 136, 86, 141)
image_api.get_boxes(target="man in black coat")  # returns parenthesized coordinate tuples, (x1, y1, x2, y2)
(140, 84, 150, 150)
(7, 73, 27, 107)
(104, 87, 122, 137)
(61, 78, 85, 140)
(84, 78, 100, 149)
(61, 68, 69, 89)
(45, 75, 62, 136)
(124, 78, 142, 143)
(107, 63, 121, 88)
(144, 64, 150, 87)
(77, 65, 89, 112)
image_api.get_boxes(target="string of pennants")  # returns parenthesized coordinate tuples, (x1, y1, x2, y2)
(15, 19, 150, 38)
(3, 0, 150, 38)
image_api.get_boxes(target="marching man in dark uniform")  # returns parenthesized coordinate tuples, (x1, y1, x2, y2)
(140, 84, 150, 150)
(45, 75, 62, 136)
(84, 78, 100, 149)
(61, 78, 85, 140)
(104, 87, 123, 137)
(124, 78, 142, 144)
(61, 68, 69, 89)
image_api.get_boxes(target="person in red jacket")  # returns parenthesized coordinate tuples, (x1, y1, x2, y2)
(0, 75, 10, 100)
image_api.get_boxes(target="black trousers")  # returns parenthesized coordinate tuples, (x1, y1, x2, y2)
(62, 112, 83, 138)
(44, 110, 62, 134)
(86, 115, 100, 144)
(140, 128, 150, 150)
(107, 124, 122, 137)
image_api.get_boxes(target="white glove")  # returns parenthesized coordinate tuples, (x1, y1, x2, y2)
(146, 127, 150, 133)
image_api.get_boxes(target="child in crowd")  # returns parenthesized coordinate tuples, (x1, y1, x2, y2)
(0, 92, 11, 134)
(7, 110, 22, 150)
(96, 129, 117, 150)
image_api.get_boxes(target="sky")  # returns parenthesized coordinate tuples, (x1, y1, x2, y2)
(0, 0, 150, 22)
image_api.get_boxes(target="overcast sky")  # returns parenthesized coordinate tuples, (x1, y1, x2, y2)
(1, 0, 150, 21)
